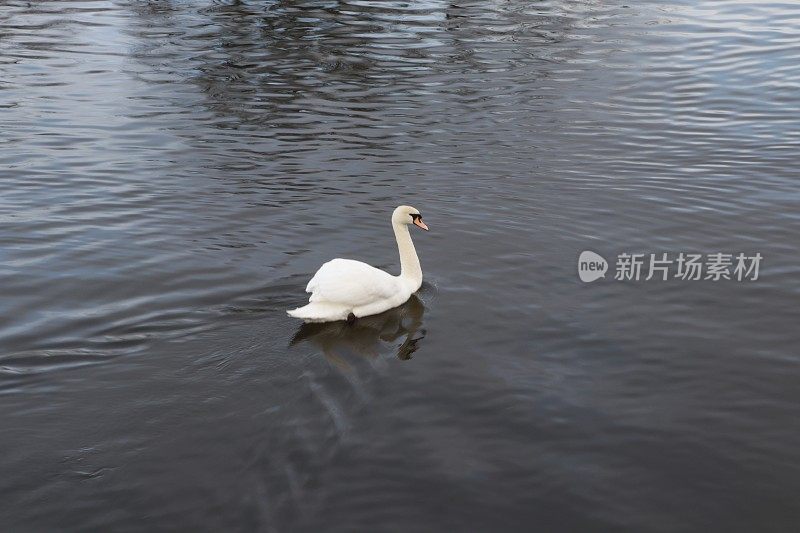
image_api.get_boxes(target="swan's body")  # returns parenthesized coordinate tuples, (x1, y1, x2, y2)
(288, 205, 428, 323)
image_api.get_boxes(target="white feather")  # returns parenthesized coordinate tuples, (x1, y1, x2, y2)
(288, 206, 427, 323)
(306, 259, 399, 306)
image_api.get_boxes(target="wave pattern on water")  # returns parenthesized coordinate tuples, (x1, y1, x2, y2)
(1, 0, 799, 531)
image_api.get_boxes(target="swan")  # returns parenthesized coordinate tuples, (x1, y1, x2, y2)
(287, 205, 429, 323)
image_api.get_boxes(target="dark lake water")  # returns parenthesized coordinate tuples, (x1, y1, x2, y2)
(2, 0, 799, 531)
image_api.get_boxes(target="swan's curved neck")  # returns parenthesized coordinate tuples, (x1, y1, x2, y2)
(393, 222, 422, 289)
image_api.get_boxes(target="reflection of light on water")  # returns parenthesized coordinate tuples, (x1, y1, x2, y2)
(346, 0, 448, 50)
(289, 295, 426, 364)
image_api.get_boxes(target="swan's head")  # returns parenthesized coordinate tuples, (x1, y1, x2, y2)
(392, 205, 428, 231)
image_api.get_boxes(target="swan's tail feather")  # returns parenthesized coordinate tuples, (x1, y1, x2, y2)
(287, 302, 351, 323)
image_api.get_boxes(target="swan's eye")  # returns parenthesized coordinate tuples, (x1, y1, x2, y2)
(411, 213, 421, 221)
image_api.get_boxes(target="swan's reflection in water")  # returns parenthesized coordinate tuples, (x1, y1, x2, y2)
(290, 296, 426, 363)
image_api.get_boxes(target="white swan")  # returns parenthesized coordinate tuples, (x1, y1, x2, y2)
(287, 205, 429, 323)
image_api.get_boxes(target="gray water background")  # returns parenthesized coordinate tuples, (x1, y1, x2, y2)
(1, 1, 799, 531)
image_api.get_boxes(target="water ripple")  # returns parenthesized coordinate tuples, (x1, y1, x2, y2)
(1, 0, 799, 530)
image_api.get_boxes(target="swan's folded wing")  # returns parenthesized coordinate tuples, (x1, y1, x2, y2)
(306, 258, 397, 307)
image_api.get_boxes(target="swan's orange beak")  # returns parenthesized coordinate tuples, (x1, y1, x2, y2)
(413, 218, 429, 231)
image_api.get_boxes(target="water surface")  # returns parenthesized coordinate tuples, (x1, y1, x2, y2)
(1, 1, 799, 531)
